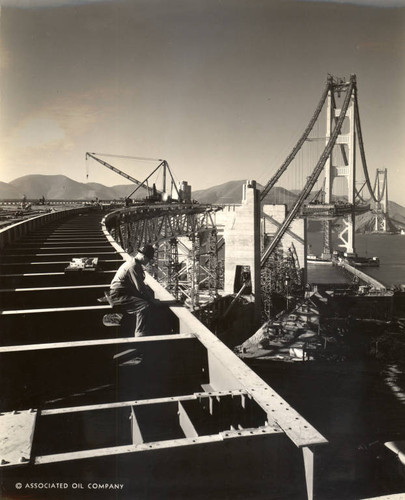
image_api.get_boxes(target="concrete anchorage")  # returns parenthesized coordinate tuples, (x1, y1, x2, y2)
(219, 181, 262, 326)
(218, 180, 307, 325)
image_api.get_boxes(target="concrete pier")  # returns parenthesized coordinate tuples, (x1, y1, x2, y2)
(221, 181, 262, 325)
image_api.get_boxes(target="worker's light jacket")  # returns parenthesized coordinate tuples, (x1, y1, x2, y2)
(110, 258, 150, 299)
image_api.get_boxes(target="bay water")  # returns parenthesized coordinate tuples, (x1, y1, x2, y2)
(308, 231, 405, 286)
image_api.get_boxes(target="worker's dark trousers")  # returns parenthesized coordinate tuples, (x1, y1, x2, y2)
(108, 291, 151, 337)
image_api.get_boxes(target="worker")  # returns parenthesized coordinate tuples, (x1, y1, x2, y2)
(108, 244, 157, 336)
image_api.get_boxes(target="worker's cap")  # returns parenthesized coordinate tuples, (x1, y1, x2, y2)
(138, 244, 155, 260)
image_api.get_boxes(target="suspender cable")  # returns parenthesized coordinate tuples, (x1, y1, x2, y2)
(354, 91, 383, 203)
(261, 76, 356, 266)
(260, 76, 332, 202)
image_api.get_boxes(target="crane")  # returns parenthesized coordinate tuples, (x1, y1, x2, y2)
(85, 152, 182, 203)
(85, 152, 155, 197)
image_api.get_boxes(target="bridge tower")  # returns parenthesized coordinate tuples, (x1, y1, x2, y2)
(371, 168, 389, 232)
(323, 77, 356, 256)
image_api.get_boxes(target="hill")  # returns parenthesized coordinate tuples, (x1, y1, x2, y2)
(193, 180, 297, 206)
(389, 200, 405, 226)
(3, 176, 298, 204)
(3, 175, 149, 200)
(0, 181, 22, 199)
(355, 200, 405, 232)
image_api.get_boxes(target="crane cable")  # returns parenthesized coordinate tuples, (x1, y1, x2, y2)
(90, 153, 164, 162)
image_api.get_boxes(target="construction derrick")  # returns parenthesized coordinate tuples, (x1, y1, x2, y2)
(85, 152, 182, 202)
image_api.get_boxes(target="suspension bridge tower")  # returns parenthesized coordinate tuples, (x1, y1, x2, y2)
(323, 76, 357, 257)
(371, 168, 389, 232)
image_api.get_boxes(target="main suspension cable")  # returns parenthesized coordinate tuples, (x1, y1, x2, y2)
(261, 76, 356, 266)
(354, 92, 383, 203)
(260, 77, 331, 201)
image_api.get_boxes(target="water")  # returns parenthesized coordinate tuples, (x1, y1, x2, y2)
(355, 234, 405, 286)
(308, 231, 405, 286)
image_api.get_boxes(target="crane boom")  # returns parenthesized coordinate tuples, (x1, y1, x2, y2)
(85, 152, 154, 194)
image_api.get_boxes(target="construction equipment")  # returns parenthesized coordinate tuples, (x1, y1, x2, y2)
(85, 152, 181, 203)
(64, 257, 99, 273)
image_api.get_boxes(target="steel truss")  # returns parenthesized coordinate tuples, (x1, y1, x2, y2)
(106, 203, 222, 308)
(261, 243, 303, 321)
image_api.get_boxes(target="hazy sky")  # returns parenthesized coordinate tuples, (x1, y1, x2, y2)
(0, 0, 404, 203)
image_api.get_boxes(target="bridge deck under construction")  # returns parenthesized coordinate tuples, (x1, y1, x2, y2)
(0, 206, 327, 500)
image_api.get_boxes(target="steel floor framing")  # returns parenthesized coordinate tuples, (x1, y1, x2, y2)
(0, 207, 327, 500)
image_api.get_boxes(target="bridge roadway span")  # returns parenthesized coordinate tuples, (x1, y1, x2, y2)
(0, 206, 327, 500)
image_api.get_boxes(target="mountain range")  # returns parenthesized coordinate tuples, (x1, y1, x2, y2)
(0, 175, 296, 205)
(0, 175, 149, 201)
(1, 174, 404, 225)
